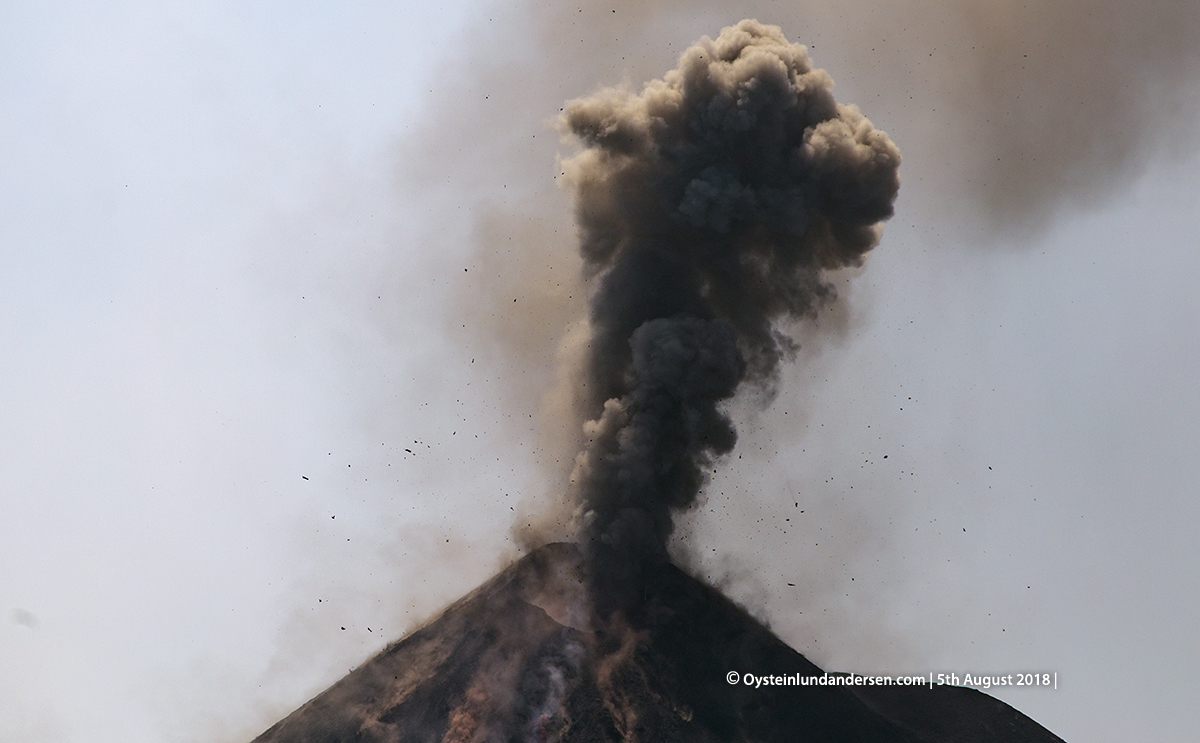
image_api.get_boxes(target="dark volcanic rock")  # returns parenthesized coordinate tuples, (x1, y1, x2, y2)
(252, 543, 1064, 743)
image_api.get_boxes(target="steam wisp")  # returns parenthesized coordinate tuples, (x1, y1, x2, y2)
(559, 20, 901, 610)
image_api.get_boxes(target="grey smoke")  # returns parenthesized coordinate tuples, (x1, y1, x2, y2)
(559, 21, 900, 605)
(422, 0, 1200, 534)
(12, 607, 39, 630)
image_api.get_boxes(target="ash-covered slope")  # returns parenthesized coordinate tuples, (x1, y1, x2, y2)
(252, 544, 1064, 743)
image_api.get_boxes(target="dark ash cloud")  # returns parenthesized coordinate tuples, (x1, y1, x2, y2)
(558, 20, 901, 610)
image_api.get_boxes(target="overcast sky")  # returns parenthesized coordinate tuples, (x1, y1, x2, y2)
(2, 2, 1199, 742)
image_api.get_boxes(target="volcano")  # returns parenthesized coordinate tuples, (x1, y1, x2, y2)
(251, 543, 1064, 743)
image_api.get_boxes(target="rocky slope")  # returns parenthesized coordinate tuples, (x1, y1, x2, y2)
(252, 543, 1064, 743)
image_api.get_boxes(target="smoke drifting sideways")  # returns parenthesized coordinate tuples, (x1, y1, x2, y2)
(557, 21, 900, 611)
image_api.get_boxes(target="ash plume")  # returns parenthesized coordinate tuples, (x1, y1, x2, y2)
(559, 20, 901, 609)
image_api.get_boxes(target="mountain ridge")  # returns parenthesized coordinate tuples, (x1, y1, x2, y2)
(252, 543, 1065, 743)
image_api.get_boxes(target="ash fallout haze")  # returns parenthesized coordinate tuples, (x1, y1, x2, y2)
(1, 2, 1199, 743)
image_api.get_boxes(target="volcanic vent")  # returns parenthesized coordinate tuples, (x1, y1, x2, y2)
(254, 21, 1063, 743)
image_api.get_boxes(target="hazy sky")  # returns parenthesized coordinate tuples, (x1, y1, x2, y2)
(2, 2, 1198, 742)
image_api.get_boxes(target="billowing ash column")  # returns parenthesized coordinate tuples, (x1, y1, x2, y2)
(558, 19, 901, 614)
